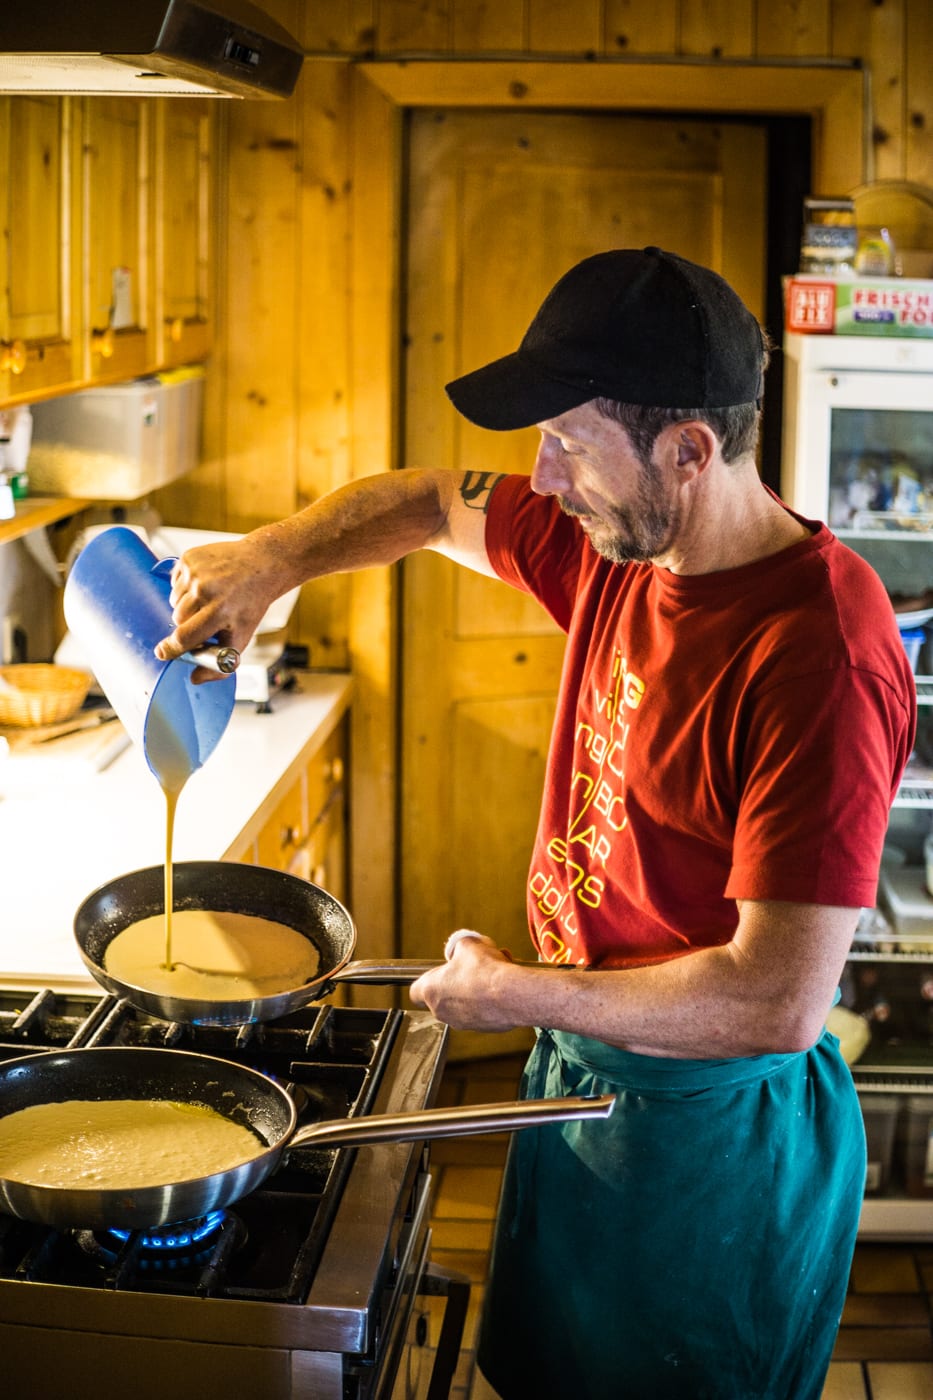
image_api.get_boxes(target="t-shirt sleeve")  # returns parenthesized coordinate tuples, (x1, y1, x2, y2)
(485, 474, 584, 632)
(727, 666, 913, 908)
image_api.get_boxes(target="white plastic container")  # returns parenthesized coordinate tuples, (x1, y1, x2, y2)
(27, 367, 204, 500)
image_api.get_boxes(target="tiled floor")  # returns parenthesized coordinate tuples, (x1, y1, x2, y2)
(425, 1053, 933, 1400)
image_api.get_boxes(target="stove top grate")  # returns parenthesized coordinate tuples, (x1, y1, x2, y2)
(0, 995, 404, 1301)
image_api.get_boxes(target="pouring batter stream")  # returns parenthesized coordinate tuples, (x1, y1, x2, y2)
(103, 697, 321, 1001)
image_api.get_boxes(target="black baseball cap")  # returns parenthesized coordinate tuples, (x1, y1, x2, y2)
(445, 247, 766, 431)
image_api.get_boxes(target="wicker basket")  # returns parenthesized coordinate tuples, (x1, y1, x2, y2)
(0, 665, 91, 728)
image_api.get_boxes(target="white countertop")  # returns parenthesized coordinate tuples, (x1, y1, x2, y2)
(0, 673, 352, 986)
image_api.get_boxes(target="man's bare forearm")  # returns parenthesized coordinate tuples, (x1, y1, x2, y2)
(156, 469, 459, 662)
(244, 468, 453, 589)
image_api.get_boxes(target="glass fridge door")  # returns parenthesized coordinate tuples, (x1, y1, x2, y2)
(828, 398, 933, 530)
(784, 362, 933, 530)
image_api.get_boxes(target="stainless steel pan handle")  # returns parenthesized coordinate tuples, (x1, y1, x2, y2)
(289, 1093, 615, 1149)
(329, 957, 542, 984)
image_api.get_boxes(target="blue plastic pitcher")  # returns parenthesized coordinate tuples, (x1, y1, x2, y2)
(63, 526, 236, 786)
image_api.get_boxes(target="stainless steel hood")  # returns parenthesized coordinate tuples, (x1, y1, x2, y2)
(0, 0, 304, 99)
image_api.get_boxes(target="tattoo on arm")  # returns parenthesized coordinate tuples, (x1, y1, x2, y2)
(459, 471, 506, 514)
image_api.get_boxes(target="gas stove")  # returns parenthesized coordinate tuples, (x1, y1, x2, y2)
(0, 988, 468, 1399)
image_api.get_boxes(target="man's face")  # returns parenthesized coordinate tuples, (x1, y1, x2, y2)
(532, 403, 679, 564)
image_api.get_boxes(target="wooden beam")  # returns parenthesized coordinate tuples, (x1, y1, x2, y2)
(359, 59, 867, 190)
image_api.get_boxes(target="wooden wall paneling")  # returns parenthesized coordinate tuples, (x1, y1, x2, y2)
(602, 0, 678, 55)
(831, 0, 907, 183)
(347, 69, 403, 975)
(221, 93, 302, 532)
(755, 0, 831, 57)
(527, 0, 602, 53)
(0, 99, 10, 403)
(301, 0, 377, 54)
(218, 0, 303, 522)
(452, 0, 525, 51)
(378, 0, 452, 52)
(153, 108, 229, 530)
(265, 0, 302, 38)
(202, 109, 230, 513)
(398, 108, 462, 976)
(679, 0, 754, 57)
(810, 68, 871, 193)
(905, 0, 933, 186)
(295, 59, 354, 670)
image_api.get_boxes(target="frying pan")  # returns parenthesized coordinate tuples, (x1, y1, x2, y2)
(0, 1047, 615, 1230)
(74, 861, 445, 1026)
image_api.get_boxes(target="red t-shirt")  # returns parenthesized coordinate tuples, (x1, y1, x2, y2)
(485, 475, 917, 968)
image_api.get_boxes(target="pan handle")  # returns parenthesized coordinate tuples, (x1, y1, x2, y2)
(329, 959, 442, 984)
(329, 957, 543, 985)
(288, 1093, 615, 1150)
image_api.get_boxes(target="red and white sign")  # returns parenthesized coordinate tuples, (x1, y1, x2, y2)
(785, 279, 836, 333)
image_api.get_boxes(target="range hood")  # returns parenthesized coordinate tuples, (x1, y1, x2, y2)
(0, 0, 304, 99)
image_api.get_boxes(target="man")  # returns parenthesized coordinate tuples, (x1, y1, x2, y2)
(156, 248, 915, 1398)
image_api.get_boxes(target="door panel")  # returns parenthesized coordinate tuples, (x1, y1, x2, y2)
(2, 95, 80, 397)
(83, 98, 150, 381)
(401, 110, 766, 1056)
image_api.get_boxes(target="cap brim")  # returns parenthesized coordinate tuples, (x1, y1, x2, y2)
(445, 351, 594, 431)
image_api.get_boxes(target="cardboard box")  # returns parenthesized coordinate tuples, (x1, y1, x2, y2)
(784, 274, 933, 337)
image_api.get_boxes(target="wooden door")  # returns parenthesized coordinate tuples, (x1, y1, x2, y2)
(401, 110, 766, 1057)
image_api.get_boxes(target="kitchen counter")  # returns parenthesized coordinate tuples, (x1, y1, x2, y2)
(0, 673, 352, 987)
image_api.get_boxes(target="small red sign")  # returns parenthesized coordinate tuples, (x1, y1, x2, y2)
(785, 279, 837, 333)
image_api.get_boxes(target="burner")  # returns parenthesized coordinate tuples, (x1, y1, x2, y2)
(111, 1211, 228, 1252)
(75, 1210, 243, 1273)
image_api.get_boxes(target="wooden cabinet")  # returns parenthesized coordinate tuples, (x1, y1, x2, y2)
(151, 100, 213, 369)
(250, 718, 348, 905)
(0, 95, 81, 404)
(81, 98, 151, 383)
(0, 94, 215, 412)
(245, 713, 349, 1007)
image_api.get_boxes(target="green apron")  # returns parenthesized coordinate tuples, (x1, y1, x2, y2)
(477, 1026, 865, 1400)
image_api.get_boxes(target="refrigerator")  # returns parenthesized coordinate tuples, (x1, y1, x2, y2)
(782, 305, 933, 1237)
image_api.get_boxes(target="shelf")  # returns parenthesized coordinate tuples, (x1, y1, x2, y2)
(916, 677, 933, 705)
(0, 497, 91, 546)
(837, 526, 933, 543)
(893, 786, 933, 808)
(858, 1195, 933, 1240)
(849, 946, 933, 962)
(853, 1066, 933, 1090)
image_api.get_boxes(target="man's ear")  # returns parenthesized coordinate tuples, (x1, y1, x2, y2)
(668, 421, 716, 478)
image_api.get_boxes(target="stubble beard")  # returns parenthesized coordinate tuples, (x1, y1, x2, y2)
(558, 456, 678, 564)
